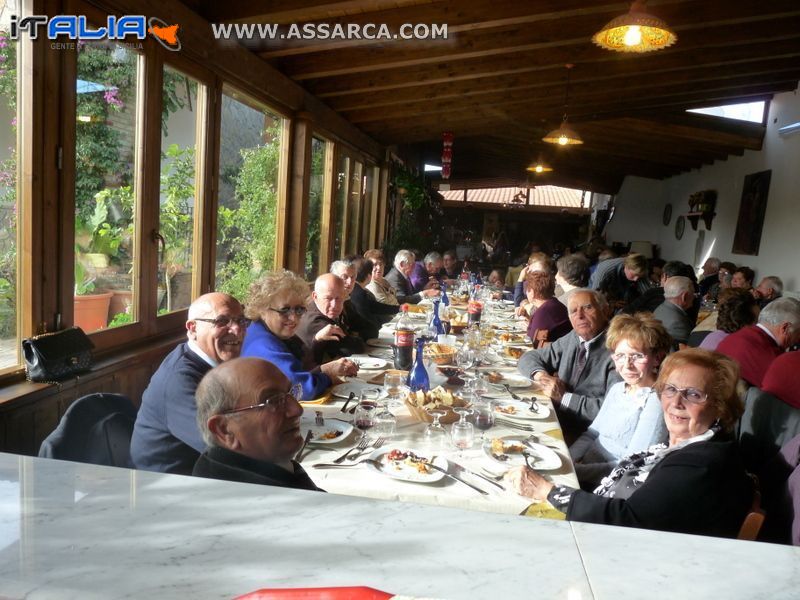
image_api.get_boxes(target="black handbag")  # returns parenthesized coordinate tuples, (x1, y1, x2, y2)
(22, 327, 94, 383)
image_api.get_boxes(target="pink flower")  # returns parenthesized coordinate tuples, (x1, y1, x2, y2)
(10, 117, 15, 127)
(0, 40, 7, 48)
(0, 55, 6, 62)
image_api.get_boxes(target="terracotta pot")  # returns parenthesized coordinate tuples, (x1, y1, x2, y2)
(108, 289, 133, 322)
(74, 291, 113, 332)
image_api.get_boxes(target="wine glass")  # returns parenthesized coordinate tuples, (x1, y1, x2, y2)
(383, 371, 407, 410)
(353, 401, 376, 440)
(471, 399, 495, 443)
(422, 408, 449, 452)
(470, 372, 490, 399)
(455, 345, 476, 388)
(451, 407, 474, 459)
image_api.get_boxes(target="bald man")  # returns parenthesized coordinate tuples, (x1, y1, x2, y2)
(192, 357, 322, 491)
(296, 273, 366, 364)
(131, 292, 248, 474)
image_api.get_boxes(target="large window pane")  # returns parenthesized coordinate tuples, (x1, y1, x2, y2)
(0, 23, 18, 369)
(159, 65, 198, 313)
(361, 165, 376, 252)
(333, 153, 349, 259)
(346, 160, 363, 255)
(215, 87, 284, 300)
(305, 136, 327, 280)
(73, 40, 139, 332)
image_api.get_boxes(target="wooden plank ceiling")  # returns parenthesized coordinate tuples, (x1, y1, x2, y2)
(186, 0, 800, 194)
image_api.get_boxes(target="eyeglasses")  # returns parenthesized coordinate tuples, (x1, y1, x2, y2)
(612, 352, 649, 364)
(194, 316, 251, 329)
(221, 383, 303, 415)
(267, 306, 307, 318)
(658, 383, 708, 405)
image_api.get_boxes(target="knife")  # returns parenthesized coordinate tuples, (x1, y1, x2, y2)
(420, 459, 489, 495)
(340, 391, 356, 413)
(449, 462, 506, 491)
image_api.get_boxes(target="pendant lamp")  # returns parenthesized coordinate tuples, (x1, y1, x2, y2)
(543, 64, 583, 146)
(592, 0, 677, 53)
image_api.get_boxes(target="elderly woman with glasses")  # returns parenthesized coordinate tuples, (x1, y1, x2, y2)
(508, 348, 754, 538)
(241, 270, 358, 400)
(569, 313, 672, 489)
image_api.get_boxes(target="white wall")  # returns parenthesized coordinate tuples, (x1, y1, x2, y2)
(606, 86, 800, 289)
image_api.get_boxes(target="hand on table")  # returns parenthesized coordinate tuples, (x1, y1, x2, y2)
(505, 466, 555, 501)
(532, 372, 566, 403)
(422, 288, 440, 298)
(321, 357, 359, 381)
(315, 324, 345, 341)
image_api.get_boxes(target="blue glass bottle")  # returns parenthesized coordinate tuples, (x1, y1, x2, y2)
(431, 299, 445, 336)
(407, 338, 431, 392)
(440, 283, 450, 307)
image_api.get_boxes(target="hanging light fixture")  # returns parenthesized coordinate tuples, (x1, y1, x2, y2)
(592, 0, 677, 53)
(527, 158, 553, 174)
(543, 64, 583, 146)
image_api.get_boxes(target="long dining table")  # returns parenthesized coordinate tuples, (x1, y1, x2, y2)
(299, 298, 579, 517)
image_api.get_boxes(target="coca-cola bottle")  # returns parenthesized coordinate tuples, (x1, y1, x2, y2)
(407, 337, 431, 392)
(468, 284, 484, 325)
(393, 305, 414, 370)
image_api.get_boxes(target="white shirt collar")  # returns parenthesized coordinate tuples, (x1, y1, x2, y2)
(756, 323, 780, 345)
(188, 339, 218, 367)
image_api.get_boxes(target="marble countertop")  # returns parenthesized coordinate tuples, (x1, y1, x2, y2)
(1, 453, 798, 599)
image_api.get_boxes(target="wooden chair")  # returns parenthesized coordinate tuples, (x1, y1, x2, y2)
(531, 329, 550, 349)
(737, 473, 766, 541)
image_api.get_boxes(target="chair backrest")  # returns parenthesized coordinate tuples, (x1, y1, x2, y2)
(38, 393, 137, 468)
(531, 329, 550, 349)
(737, 386, 800, 472)
(759, 433, 800, 545)
(737, 473, 766, 541)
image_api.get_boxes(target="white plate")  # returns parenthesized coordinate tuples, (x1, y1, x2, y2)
(366, 338, 392, 348)
(349, 355, 388, 370)
(484, 436, 562, 470)
(301, 416, 354, 444)
(331, 380, 384, 399)
(492, 399, 551, 421)
(502, 373, 533, 388)
(367, 448, 449, 483)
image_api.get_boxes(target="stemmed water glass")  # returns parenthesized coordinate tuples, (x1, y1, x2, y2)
(422, 409, 449, 452)
(451, 407, 474, 459)
(383, 371, 407, 411)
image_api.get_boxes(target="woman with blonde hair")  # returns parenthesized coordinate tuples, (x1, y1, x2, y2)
(569, 312, 671, 489)
(241, 270, 358, 399)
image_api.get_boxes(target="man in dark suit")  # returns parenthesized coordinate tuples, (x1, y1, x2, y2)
(519, 289, 621, 439)
(718, 297, 800, 387)
(131, 292, 248, 474)
(193, 357, 322, 491)
(698, 257, 721, 297)
(653, 276, 695, 348)
(331, 258, 380, 340)
(384, 249, 440, 304)
(297, 273, 366, 363)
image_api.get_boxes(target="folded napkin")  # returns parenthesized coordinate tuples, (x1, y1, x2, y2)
(523, 501, 566, 521)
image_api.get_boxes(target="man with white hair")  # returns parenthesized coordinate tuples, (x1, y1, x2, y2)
(718, 297, 800, 387)
(698, 257, 721, 297)
(653, 276, 696, 348)
(131, 292, 248, 474)
(410, 251, 444, 292)
(752, 275, 783, 309)
(385, 249, 440, 304)
(330, 258, 378, 339)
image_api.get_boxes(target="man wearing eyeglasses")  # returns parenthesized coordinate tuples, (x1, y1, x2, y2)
(131, 292, 248, 475)
(192, 357, 322, 490)
(297, 273, 367, 364)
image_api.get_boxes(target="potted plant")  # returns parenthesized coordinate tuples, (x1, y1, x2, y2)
(74, 255, 112, 332)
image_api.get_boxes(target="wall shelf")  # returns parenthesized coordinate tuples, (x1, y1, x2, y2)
(686, 211, 716, 231)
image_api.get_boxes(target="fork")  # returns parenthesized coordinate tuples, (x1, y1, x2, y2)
(479, 468, 506, 482)
(348, 436, 385, 461)
(315, 411, 325, 426)
(313, 457, 379, 469)
(522, 449, 538, 469)
(332, 437, 370, 464)
(504, 384, 521, 400)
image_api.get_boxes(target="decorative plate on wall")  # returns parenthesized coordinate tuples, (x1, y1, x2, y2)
(675, 215, 686, 240)
(663, 203, 672, 226)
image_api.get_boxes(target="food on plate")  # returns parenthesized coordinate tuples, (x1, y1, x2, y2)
(495, 404, 517, 415)
(484, 371, 504, 384)
(424, 342, 455, 355)
(505, 346, 526, 359)
(490, 438, 525, 460)
(311, 429, 343, 441)
(437, 366, 466, 386)
(499, 332, 526, 343)
(386, 449, 431, 474)
(450, 312, 469, 326)
(406, 386, 468, 410)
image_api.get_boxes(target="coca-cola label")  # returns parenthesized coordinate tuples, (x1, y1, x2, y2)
(395, 329, 414, 346)
(467, 300, 483, 315)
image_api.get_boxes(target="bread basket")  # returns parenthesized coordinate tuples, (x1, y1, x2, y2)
(423, 343, 456, 365)
(404, 388, 470, 424)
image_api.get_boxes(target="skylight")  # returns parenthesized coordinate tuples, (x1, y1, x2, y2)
(424, 163, 442, 172)
(687, 100, 766, 124)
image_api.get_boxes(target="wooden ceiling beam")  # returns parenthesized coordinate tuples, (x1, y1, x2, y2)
(342, 70, 800, 124)
(273, 4, 800, 79)
(326, 55, 800, 113)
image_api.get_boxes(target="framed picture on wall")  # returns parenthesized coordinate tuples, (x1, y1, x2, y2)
(732, 170, 772, 256)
